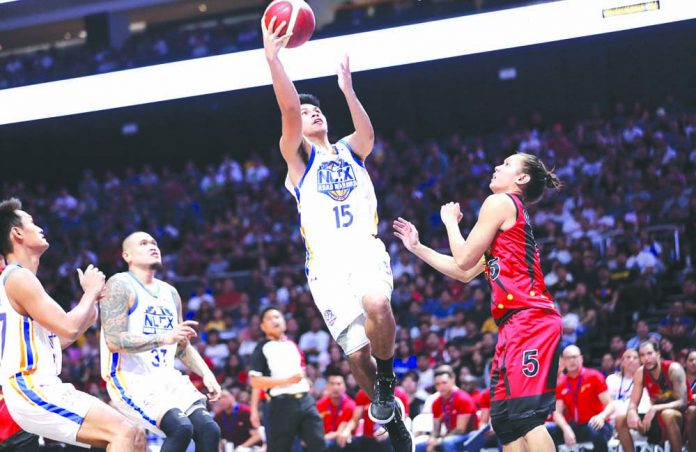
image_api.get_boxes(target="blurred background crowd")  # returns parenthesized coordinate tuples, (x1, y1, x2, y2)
(3, 92, 696, 448)
(0, 0, 521, 90)
(2, 0, 696, 450)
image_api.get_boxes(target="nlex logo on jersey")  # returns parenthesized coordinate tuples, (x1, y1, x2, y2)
(142, 305, 175, 335)
(317, 158, 357, 201)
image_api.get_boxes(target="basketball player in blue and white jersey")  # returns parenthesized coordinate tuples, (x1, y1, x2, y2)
(99, 231, 222, 452)
(0, 198, 146, 451)
(262, 18, 412, 451)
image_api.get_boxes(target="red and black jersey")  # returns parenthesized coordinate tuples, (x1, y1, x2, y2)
(643, 360, 693, 404)
(484, 193, 557, 323)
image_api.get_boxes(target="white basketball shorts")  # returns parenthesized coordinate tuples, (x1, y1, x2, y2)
(2, 374, 95, 448)
(308, 237, 393, 355)
(105, 368, 206, 434)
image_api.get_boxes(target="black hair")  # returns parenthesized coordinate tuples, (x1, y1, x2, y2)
(433, 364, 454, 379)
(325, 368, 345, 380)
(639, 339, 659, 352)
(298, 93, 320, 108)
(260, 306, 281, 322)
(0, 198, 23, 257)
(403, 370, 419, 382)
(517, 153, 563, 204)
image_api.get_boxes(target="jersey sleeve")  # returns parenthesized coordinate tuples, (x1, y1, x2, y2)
(249, 341, 270, 377)
(342, 398, 356, 424)
(556, 376, 566, 400)
(431, 395, 443, 419)
(477, 390, 491, 409)
(455, 392, 477, 414)
(593, 370, 609, 394)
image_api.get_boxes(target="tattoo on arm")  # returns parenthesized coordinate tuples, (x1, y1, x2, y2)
(176, 342, 209, 377)
(100, 277, 162, 353)
(670, 364, 688, 407)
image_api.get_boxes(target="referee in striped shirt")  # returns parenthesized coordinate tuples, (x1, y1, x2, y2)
(249, 307, 325, 451)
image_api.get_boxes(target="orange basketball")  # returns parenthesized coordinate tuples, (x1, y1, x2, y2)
(263, 0, 315, 48)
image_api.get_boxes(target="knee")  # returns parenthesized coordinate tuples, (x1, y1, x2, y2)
(660, 409, 681, 425)
(615, 414, 627, 429)
(198, 416, 221, 440)
(363, 295, 391, 318)
(172, 417, 194, 441)
(686, 406, 696, 421)
(180, 419, 195, 440)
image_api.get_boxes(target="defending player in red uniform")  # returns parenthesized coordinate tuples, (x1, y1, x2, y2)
(394, 152, 562, 451)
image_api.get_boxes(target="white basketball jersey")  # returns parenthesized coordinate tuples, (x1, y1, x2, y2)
(285, 140, 379, 274)
(0, 264, 61, 380)
(100, 272, 177, 379)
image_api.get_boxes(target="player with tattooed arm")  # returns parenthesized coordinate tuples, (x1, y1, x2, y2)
(99, 232, 222, 452)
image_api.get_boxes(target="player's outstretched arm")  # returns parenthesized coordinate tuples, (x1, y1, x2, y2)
(393, 217, 484, 282)
(337, 54, 374, 160)
(100, 276, 197, 353)
(170, 286, 221, 401)
(262, 16, 306, 177)
(6, 265, 103, 344)
(441, 195, 513, 271)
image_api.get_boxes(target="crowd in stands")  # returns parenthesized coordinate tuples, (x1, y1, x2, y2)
(0, 0, 530, 90)
(2, 94, 696, 450)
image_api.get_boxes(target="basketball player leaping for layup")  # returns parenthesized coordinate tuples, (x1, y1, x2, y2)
(394, 153, 563, 452)
(262, 17, 412, 451)
(99, 231, 222, 452)
(0, 198, 146, 451)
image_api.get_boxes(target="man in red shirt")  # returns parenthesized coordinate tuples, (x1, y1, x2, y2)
(551, 345, 613, 452)
(615, 340, 690, 452)
(0, 390, 38, 451)
(316, 372, 356, 449)
(416, 365, 478, 452)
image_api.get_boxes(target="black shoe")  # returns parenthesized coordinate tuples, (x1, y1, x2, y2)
(369, 373, 396, 423)
(384, 400, 413, 452)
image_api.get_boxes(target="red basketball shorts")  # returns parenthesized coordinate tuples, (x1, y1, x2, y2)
(490, 308, 562, 422)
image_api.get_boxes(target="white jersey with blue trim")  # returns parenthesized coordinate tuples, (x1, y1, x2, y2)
(285, 140, 379, 273)
(100, 272, 178, 379)
(0, 264, 61, 381)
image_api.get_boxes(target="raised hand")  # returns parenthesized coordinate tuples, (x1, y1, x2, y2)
(261, 16, 292, 61)
(393, 217, 420, 252)
(440, 202, 463, 225)
(77, 265, 106, 299)
(162, 320, 198, 345)
(337, 53, 353, 93)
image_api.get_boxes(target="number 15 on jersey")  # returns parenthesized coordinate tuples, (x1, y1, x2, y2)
(333, 204, 353, 228)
